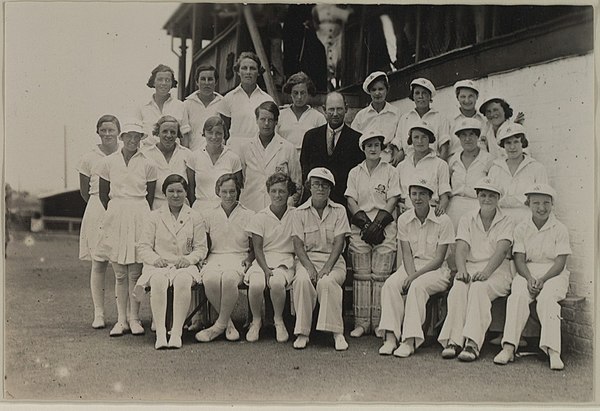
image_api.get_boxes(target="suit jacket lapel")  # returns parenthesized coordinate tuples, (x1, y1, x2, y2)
(158, 207, 178, 238)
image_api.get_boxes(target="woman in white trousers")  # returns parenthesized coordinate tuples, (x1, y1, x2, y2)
(136, 174, 207, 349)
(494, 183, 571, 370)
(378, 177, 454, 357)
(291, 167, 351, 351)
(438, 177, 514, 361)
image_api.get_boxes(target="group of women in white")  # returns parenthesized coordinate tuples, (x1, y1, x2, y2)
(77, 51, 571, 371)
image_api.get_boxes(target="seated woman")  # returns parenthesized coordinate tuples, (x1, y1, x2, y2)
(438, 177, 514, 362)
(494, 184, 571, 370)
(378, 178, 454, 357)
(245, 173, 297, 343)
(488, 123, 547, 224)
(291, 167, 351, 351)
(136, 174, 207, 349)
(345, 129, 400, 338)
(195, 174, 255, 342)
(396, 120, 451, 216)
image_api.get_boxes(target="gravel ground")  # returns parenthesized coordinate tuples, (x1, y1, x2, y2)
(3, 231, 595, 404)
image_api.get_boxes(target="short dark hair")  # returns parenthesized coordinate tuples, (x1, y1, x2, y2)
(479, 98, 513, 119)
(152, 115, 183, 139)
(255, 101, 280, 122)
(96, 115, 121, 134)
(215, 173, 242, 197)
(233, 51, 265, 75)
(360, 135, 386, 150)
(499, 133, 529, 149)
(146, 64, 178, 89)
(407, 127, 435, 145)
(195, 65, 218, 81)
(266, 172, 297, 196)
(282, 71, 317, 96)
(162, 174, 188, 195)
(203, 116, 226, 134)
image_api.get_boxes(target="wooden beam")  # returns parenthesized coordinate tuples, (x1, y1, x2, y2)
(241, 5, 279, 105)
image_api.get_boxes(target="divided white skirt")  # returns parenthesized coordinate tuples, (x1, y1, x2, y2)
(79, 194, 106, 261)
(94, 197, 150, 265)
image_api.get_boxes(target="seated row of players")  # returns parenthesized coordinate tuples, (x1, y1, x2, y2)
(78, 116, 568, 368)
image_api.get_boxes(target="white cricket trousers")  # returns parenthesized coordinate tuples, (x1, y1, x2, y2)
(502, 262, 569, 354)
(293, 252, 346, 336)
(379, 259, 450, 346)
(438, 259, 512, 350)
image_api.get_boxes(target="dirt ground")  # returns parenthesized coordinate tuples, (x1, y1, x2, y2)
(3, 231, 595, 404)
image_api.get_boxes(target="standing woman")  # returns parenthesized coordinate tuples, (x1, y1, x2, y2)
(136, 174, 207, 349)
(478, 97, 525, 159)
(245, 173, 297, 343)
(447, 80, 486, 158)
(218, 52, 274, 154)
(96, 122, 157, 336)
(438, 177, 514, 362)
(345, 130, 400, 338)
(276, 72, 326, 157)
(135, 64, 190, 147)
(77, 114, 120, 329)
(396, 120, 451, 216)
(390, 78, 450, 163)
(186, 116, 243, 212)
(143, 116, 192, 211)
(350, 71, 400, 164)
(494, 184, 571, 370)
(291, 167, 351, 351)
(446, 118, 494, 230)
(488, 124, 548, 223)
(195, 174, 255, 343)
(182, 65, 223, 151)
(239, 101, 302, 212)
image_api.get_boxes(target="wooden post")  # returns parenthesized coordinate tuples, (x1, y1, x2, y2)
(241, 4, 279, 105)
(178, 37, 187, 100)
(415, 6, 422, 63)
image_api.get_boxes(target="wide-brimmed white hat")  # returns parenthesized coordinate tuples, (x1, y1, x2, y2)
(121, 121, 144, 135)
(307, 167, 335, 186)
(362, 71, 388, 94)
(497, 123, 526, 145)
(408, 177, 435, 195)
(524, 183, 557, 200)
(453, 117, 482, 136)
(453, 79, 479, 95)
(410, 78, 436, 97)
(474, 177, 503, 197)
(358, 129, 386, 151)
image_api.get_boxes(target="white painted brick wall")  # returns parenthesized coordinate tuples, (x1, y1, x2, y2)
(385, 54, 595, 353)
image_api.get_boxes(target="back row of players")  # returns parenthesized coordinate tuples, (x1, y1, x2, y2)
(77, 51, 568, 370)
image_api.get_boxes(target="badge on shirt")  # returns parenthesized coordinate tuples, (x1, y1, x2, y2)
(186, 238, 193, 254)
(374, 184, 387, 198)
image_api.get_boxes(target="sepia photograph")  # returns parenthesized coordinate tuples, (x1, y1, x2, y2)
(3, 1, 597, 407)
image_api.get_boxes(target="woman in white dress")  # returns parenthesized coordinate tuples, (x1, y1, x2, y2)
(96, 122, 157, 337)
(77, 114, 120, 329)
(136, 174, 207, 349)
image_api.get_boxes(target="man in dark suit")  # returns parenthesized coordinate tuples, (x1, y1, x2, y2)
(300, 92, 364, 209)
